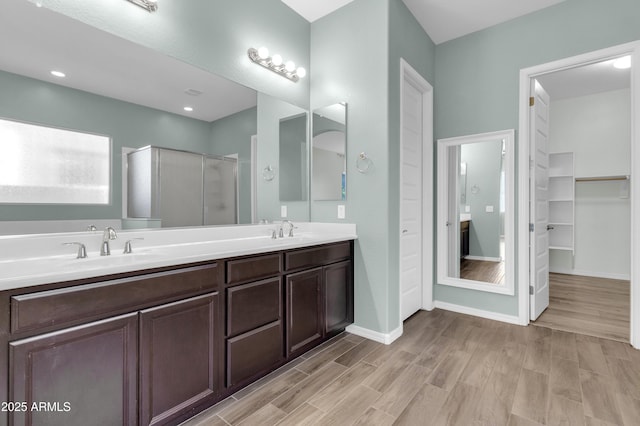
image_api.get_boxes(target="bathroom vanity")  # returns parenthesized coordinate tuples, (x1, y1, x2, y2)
(0, 224, 355, 426)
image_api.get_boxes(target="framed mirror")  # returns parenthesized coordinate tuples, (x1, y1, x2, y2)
(311, 103, 347, 201)
(279, 112, 309, 202)
(437, 129, 515, 295)
(0, 0, 310, 235)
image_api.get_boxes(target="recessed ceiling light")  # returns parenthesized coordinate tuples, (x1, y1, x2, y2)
(184, 106, 194, 112)
(184, 88, 203, 96)
(50, 70, 66, 78)
(613, 56, 631, 70)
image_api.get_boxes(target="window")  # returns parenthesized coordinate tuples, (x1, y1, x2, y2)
(0, 118, 111, 205)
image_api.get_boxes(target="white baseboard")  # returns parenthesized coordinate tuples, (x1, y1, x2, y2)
(434, 301, 523, 325)
(464, 255, 502, 262)
(550, 267, 630, 281)
(345, 324, 403, 345)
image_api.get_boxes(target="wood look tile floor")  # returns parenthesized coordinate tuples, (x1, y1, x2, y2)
(534, 273, 630, 342)
(181, 309, 640, 426)
(460, 258, 505, 285)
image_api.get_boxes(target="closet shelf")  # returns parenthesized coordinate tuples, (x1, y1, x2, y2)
(575, 175, 629, 182)
(550, 246, 573, 251)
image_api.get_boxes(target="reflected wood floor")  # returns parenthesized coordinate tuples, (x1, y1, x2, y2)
(181, 309, 640, 426)
(460, 258, 505, 284)
(534, 273, 630, 342)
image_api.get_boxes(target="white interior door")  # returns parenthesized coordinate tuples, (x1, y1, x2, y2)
(400, 74, 423, 321)
(530, 79, 551, 320)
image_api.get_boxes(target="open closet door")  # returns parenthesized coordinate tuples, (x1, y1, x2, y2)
(530, 79, 551, 320)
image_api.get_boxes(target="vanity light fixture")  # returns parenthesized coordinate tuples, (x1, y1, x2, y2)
(248, 47, 306, 82)
(125, 0, 158, 12)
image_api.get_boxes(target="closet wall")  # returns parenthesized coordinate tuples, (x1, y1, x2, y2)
(549, 88, 631, 280)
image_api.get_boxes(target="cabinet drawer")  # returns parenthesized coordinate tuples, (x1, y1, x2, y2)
(285, 242, 351, 272)
(226, 253, 281, 285)
(11, 263, 219, 334)
(227, 277, 282, 337)
(226, 321, 283, 387)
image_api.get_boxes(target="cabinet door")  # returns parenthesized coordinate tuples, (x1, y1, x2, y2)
(324, 261, 354, 336)
(286, 268, 323, 356)
(9, 313, 138, 426)
(140, 293, 220, 426)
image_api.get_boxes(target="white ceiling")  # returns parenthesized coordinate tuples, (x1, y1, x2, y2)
(281, 0, 567, 45)
(280, 0, 355, 22)
(537, 58, 631, 100)
(402, 0, 567, 45)
(0, 0, 256, 122)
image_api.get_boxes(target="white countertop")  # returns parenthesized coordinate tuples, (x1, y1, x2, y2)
(0, 222, 357, 291)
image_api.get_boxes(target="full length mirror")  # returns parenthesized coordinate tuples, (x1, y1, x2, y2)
(311, 103, 347, 201)
(437, 129, 515, 295)
(0, 0, 309, 235)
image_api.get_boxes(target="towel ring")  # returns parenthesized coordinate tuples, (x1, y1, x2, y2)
(262, 165, 276, 181)
(356, 152, 373, 174)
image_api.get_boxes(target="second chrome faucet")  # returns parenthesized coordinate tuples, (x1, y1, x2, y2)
(100, 227, 118, 256)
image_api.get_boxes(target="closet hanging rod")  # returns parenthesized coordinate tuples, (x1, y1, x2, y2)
(575, 175, 629, 182)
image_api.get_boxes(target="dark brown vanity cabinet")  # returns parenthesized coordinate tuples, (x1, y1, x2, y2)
(3, 263, 221, 426)
(9, 314, 139, 426)
(324, 260, 354, 336)
(285, 268, 324, 356)
(224, 254, 284, 389)
(285, 242, 354, 356)
(1, 241, 354, 426)
(140, 293, 220, 426)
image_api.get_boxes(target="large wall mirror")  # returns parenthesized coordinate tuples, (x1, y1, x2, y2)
(0, 0, 310, 235)
(437, 129, 515, 295)
(279, 113, 309, 202)
(311, 103, 347, 201)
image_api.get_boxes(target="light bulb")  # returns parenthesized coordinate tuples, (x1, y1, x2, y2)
(271, 54, 283, 66)
(257, 47, 269, 60)
(285, 61, 296, 72)
(613, 56, 631, 69)
(50, 70, 65, 78)
(184, 106, 194, 112)
(296, 67, 306, 78)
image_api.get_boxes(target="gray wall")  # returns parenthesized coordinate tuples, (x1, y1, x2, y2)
(310, 0, 435, 334)
(434, 0, 640, 317)
(460, 140, 502, 259)
(209, 107, 258, 224)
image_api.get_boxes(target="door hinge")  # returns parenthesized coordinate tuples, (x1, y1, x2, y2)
(529, 223, 534, 232)
(529, 285, 534, 295)
(529, 97, 535, 106)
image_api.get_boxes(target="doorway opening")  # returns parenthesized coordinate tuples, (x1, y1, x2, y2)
(517, 41, 640, 348)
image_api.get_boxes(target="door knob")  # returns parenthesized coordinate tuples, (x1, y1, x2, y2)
(402, 229, 408, 234)
(547, 225, 555, 231)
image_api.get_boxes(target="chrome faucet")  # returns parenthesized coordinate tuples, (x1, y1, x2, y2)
(100, 227, 118, 256)
(281, 220, 295, 238)
(62, 242, 88, 259)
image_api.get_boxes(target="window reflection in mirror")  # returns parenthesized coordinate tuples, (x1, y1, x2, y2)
(279, 113, 309, 202)
(437, 129, 515, 296)
(311, 103, 347, 201)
